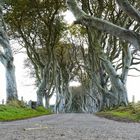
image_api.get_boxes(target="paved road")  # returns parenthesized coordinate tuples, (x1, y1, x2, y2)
(0, 113, 140, 140)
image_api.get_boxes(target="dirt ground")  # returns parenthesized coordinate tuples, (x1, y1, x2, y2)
(0, 113, 140, 140)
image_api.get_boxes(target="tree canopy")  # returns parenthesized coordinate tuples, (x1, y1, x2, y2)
(1, 0, 140, 112)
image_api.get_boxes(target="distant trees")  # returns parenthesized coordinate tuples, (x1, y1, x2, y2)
(0, 5, 18, 101)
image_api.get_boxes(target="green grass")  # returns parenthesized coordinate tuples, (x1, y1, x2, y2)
(96, 103, 140, 122)
(0, 105, 52, 121)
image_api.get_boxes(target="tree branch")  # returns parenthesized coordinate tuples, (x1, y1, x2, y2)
(0, 51, 6, 66)
(121, 45, 131, 85)
(129, 67, 140, 72)
(67, 0, 140, 50)
(116, 0, 140, 22)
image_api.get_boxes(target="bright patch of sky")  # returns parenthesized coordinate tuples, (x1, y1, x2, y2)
(63, 10, 76, 24)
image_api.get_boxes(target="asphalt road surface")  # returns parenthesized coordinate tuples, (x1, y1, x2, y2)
(0, 113, 140, 140)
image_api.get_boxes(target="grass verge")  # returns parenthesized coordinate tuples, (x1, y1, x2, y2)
(0, 105, 52, 121)
(96, 104, 140, 123)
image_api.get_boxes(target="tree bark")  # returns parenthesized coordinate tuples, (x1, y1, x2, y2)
(36, 67, 47, 106)
(116, 0, 140, 22)
(100, 52, 128, 105)
(5, 60, 18, 101)
(0, 5, 18, 102)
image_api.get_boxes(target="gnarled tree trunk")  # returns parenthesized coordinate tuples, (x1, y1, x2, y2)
(0, 5, 18, 102)
(66, 0, 134, 109)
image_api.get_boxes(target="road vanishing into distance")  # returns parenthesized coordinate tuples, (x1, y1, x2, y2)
(0, 113, 140, 140)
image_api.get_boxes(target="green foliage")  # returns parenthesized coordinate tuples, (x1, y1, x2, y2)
(0, 105, 52, 121)
(4, 0, 66, 39)
(97, 103, 140, 122)
(68, 25, 87, 38)
(35, 106, 51, 112)
(55, 43, 72, 65)
(7, 100, 25, 108)
(4, 0, 67, 84)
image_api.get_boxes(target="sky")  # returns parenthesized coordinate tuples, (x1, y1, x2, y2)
(0, 11, 140, 104)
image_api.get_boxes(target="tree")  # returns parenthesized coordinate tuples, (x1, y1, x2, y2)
(67, 0, 140, 108)
(0, 5, 18, 101)
(67, 0, 140, 50)
(53, 1, 139, 111)
(3, 0, 140, 112)
(4, 0, 66, 106)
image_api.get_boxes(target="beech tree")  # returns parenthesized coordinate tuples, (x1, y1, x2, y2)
(0, 5, 18, 101)
(67, 0, 140, 50)
(2, 0, 140, 112)
(4, 0, 66, 106)
(66, 0, 140, 108)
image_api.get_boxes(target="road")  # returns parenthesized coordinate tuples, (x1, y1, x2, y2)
(0, 113, 140, 140)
